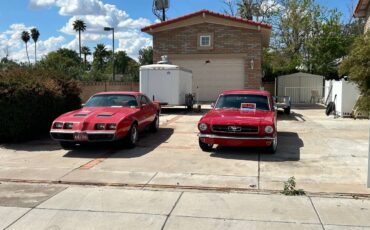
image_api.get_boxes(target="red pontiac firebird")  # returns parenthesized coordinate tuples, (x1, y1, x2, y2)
(197, 89, 277, 153)
(50, 92, 160, 149)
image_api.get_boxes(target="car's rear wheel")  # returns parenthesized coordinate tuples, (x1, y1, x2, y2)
(199, 138, 213, 152)
(60, 141, 75, 150)
(266, 137, 277, 154)
(125, 123, 138, 148)
(149, 113, 159, 132)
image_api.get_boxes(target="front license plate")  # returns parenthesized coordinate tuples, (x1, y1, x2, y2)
(74, 132, 88, 141)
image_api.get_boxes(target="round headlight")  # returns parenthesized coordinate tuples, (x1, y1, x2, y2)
(265, 126, 274, 134)
(198, 123, 208, 131)
(107, 123, 117, 130)
(95, 123, 106, 130)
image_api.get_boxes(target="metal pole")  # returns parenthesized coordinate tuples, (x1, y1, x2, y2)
(112, 28, 115, 81)
(368, 117, 370, 188)
(162, 8, 165, 21)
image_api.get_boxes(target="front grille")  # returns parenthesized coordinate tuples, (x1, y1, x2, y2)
(51, 133, 74, 140)
(212, 125, 259, 134)
(88, 134, 114, 141)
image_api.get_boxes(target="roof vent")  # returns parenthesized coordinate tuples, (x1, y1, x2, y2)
(157, 55, 171, 64)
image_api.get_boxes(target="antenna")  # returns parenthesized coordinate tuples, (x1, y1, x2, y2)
(152, 0, 169, 22)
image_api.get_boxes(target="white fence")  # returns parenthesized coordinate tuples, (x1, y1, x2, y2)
(284, 87, 328, 104)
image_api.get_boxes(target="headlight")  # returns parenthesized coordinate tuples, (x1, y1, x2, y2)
(64, 122, 73, 129)
(95, 123, 106, 130)
(265, 126, 274, 134)
(198, 123, 208, 131)
(53, 122, 63, 129)
(106, 123, 117, 130)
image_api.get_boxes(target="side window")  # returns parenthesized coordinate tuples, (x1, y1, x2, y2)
(144, 96, 152, 104)
(140, 95, 149, 105)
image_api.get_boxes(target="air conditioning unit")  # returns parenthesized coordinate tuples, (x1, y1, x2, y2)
(154, 0, 169, 10)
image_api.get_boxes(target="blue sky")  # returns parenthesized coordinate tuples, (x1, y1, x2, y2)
(0, 0, 355, 62)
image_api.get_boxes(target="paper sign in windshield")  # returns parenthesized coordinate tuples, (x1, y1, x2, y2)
(241, 103, 256, 111)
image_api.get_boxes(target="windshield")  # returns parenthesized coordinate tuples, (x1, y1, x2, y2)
(215, 94, 270, 111)
(85, 94, 138, 107)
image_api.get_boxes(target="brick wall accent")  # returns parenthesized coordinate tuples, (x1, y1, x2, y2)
(262, 82, 275, 96)
(79, 81, 139, 102)
(152, 23, 263, 89)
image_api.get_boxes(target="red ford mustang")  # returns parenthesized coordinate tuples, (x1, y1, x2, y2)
(197, 89, 277, 153)
(50, 92, 160, 149)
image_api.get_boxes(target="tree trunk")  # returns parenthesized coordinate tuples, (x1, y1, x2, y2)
(79, 30, 82, 59)
(34, 42, 37, 63)
(26, 43, 30, 65)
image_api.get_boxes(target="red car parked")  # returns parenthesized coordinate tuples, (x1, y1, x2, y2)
(198, 89, 277, 153)
(50, 92, 160, 149)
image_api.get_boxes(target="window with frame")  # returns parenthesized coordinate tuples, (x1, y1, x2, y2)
(200, 35, 211, 47)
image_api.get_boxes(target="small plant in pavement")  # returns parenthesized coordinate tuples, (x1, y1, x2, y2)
(282, 177, 306, 196)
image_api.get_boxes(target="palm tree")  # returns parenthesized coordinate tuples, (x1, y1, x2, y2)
(81, 46, 91, 69)
(30, 28, 40, 63)
(21, 31, 31, 65)
(93, 44, 108, 71)
(72, 19, 87, 59)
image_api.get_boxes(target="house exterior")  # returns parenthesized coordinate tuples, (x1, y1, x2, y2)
(141, 10, 271, 101)
(354, 0, 370, 32)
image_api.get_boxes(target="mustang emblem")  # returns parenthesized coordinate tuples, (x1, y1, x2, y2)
(228, 126, 242, 132)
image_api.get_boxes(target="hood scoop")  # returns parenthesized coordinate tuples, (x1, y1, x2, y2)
(97, 114, 113, 117)
(74, 113, 87, 117)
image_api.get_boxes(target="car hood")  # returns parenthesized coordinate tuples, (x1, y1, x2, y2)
(55, 106, 138, 123)
(201, 109, 275, 126)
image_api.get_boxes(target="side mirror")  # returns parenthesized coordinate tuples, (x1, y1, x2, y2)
(211, 103, 215, 108)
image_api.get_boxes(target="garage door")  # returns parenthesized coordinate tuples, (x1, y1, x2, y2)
(173, 58, 245, 102)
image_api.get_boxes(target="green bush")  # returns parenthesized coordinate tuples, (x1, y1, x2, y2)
(0, 67, 81, 142)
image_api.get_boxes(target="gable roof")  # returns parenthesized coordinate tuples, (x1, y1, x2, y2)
(141, 9, 272, 32)
(354, 0, 370, 17)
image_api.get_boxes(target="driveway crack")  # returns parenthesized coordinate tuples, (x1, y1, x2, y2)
(161, 191, 184, 230)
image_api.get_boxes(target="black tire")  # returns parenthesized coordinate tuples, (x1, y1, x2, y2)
(124, 123, 138, 148)
(199, 138, 213, 152)
(149, 113, 159, 132)
(266, 137, 277, 154)
(60, 141, 75, 150)
(326, 102, 335, 116)
(284, 107, 291, 115)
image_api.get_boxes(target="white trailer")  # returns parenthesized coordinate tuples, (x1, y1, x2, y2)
(140, 64, 193, 108)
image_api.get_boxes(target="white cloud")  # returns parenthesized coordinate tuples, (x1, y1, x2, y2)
(0, 23, 65, 63)
(3, 1, 154, 62)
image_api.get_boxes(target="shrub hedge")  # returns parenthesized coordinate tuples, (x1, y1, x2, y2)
(0, 67, 81, 142)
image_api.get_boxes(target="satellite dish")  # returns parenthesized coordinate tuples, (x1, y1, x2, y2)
(154, 0, 169, 10)
(153, 0, 169, 21)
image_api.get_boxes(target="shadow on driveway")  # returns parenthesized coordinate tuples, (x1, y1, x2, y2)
(209, 132, 303, 162)
(62, 127, 174, 159)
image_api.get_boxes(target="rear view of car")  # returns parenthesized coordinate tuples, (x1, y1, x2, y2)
(197, 90, 277, 153)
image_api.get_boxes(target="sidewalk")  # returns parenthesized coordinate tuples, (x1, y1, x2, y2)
(1, 182, 370, 230)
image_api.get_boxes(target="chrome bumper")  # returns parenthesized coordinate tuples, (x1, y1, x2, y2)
(50, 130, 116, 134)
(198, 133, 276, 140)
(50, 129, 116, 142)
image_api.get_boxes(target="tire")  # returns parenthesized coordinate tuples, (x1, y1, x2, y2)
(326, 102, 335, 116)
(199, 138, 213, 152)
(284, 107, 291, 115)
(149, 113, 159, 133)
(266, 137, 277, 154)
(125, 123, 138, 148)
(60, 141, 75, 150)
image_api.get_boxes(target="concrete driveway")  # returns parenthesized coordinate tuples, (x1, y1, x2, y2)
(0, 106, 369, 195)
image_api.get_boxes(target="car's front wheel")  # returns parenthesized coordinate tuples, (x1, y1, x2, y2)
(266, 136, 277, 154)
(125, 123, 138, 148)
(59, 141, 75, 150)
(199, 138, 213, 152)
(149, 113, 159, 132)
